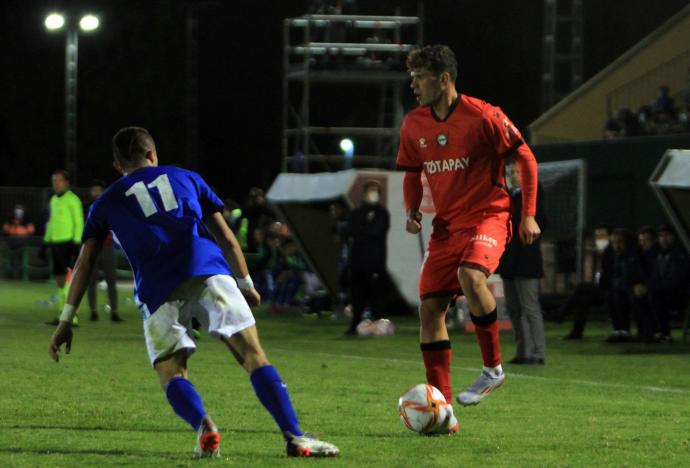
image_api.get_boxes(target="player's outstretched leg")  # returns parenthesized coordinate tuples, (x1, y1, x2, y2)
(457, 267, 505, 406)
(224, 327, 339, 457)
(155, 351, 220, 458)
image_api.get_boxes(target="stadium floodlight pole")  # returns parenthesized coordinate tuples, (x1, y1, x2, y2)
(44, 13, 100, 184)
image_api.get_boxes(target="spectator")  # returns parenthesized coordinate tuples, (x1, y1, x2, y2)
(497, 165, 547, 365)
(342, 180, 390, 335)
(41, 169, 83, 326)
(561, 225, 615, 340)
(223, 199, 249, 251)
(648, 224, 690, 343)
(682, 73, 690, 131)
(651, 85, 675, 117)
(272, 239, 307, 311)
(85, 180, 123, 322)
(2, 204, 36, 279)
(603, 108, 643, 139)
(244, 187, 275, 253)
(606, 228, 644, 342)
(633, 226, 657, 342)
(637, 105, 655, 135)
(250, 226, 277, 302)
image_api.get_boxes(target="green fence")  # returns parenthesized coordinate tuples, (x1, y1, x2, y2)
(533, 134, 690, 231)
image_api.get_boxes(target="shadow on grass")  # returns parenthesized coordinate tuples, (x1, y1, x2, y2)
(562, 340, 690, 356)
(0, 447, 178, 459)
(3, 424, 362, 438)
(3, 424, 187, 433)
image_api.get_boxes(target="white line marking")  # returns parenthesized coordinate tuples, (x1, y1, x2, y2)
(272, 348, 690, 396)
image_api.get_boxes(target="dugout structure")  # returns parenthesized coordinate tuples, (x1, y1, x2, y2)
(267, 161, 586, 308)
(649, 149, 690, 254)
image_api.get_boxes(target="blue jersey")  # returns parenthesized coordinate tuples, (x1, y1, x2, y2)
(82, 166, 231, 316)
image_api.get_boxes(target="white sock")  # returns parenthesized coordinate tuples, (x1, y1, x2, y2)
(483, 364, 503, 376)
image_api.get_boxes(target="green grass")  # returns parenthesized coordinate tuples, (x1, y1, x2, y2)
(1, 280, 689, 467)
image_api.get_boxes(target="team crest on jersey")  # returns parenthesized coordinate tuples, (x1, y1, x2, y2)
(418, 137, 427, 148)
(437, 134, 448, 147)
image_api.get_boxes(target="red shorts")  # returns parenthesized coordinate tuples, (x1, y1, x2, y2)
(419, 214, 510, 300)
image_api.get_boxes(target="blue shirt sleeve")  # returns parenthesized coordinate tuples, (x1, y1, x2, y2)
(194, 172, 224, 218)
(82, 200, 109, 243)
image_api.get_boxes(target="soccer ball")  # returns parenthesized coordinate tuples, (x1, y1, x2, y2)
(398, 384, 450, 434)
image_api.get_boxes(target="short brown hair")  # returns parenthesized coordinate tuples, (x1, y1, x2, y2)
(112, 126, 156, 164)
(406, 45, 458, 82)
(52, 169, 70, 182)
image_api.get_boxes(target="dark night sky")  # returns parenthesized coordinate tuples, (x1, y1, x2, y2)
(1, 0, 688, 202)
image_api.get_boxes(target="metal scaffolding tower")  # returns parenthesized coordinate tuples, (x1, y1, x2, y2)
(541, 0, 583, 111)
(282, 13, 422, 173)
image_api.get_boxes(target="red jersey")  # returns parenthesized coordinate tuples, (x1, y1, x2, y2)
(397, 94, 532, 239)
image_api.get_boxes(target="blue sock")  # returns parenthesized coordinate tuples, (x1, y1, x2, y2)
(250, 365, 303, 436)
(165, 377, 207, 431)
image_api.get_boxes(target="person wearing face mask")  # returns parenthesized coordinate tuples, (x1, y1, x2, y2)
(342, 180, 390, 336)
(560, 225, 615, 340)
(2, 203, 36, 279)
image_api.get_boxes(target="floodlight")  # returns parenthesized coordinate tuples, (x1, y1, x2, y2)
(340, 138, 354, 156)
(45, 13, 65, 31)
(79, 15, 100, 31)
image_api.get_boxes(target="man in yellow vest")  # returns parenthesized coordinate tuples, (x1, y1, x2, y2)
(41, 169, 84, 325)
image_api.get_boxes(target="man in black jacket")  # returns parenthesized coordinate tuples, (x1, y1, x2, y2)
(497, 165, 547, 365)
(342, 181, 390, 335)
(632, 227, 658, 342)
(606, 228, 646, 342)
(649, 224, 690, 342)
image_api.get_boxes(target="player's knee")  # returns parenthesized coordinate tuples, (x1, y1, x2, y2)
(458, 267, 486, 296)
(419, 301, 447, 329)
(239, 348, 270, 374)
(224, 335, 270, 373)
(156, 368, 187, 390)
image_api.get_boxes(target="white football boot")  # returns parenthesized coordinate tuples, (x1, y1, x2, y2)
(457, 370, 506, 406)
(285, 432, 340, 457)
(193, 417, 220, 459)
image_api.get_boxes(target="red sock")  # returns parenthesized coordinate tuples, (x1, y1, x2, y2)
(420, 341, 452, 402)
(471, 309, 501, 367)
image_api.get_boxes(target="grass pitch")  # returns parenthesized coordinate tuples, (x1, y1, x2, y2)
(1, 280, 689, 467)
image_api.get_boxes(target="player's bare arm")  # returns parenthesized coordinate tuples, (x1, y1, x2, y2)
(48, 238, 102, 362)
(204, 211, 260, 306)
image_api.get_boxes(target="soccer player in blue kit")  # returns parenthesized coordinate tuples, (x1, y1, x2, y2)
(48, 127, 339, 459)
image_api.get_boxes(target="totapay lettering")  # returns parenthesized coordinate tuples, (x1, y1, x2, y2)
(424, 157, 471, 175)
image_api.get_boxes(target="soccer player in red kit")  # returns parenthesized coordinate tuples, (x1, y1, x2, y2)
(397, 45, 540, 427)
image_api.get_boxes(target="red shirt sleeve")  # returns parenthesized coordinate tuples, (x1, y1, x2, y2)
(483, 104, 537, 216)
(514, 144, 538, 217)
(396, 118, 422, 172)
(403, 171, 423, 212)
(482, 104, 524, 155)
